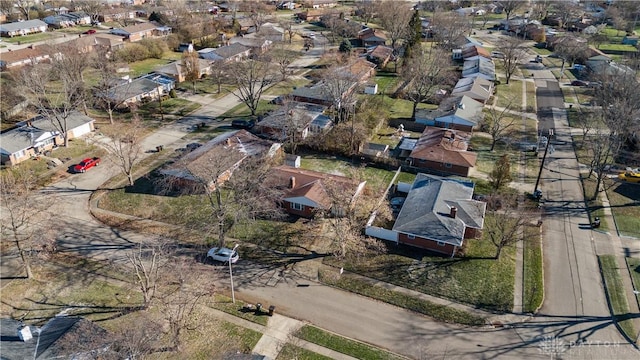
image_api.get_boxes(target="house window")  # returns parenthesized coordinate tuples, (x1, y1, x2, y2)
(15, 149, 26, 158)
(407, 234, 415, 239)
(437, 241, 446, 246)
(291, 202, 303, 211)
(444, 163, 452, 168)
(41, 138, 54, 147)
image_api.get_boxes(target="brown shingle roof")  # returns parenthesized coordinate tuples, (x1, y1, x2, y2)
(409, 127, 477, 167)
(0, 46, 47, 65)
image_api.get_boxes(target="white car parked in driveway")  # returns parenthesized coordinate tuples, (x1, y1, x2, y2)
(207, 247, 239, 264)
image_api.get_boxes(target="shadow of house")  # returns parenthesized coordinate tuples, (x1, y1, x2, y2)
(367, 174, 485, 257)
(0, 316, 111, 360)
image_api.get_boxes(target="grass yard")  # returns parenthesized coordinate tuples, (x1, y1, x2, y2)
(627, 258, 640, 306)
(138, 98, 201, 119)
(604, 180, 640, 238)
(598, 44, 638, 53)
(277, 344, 333, 360)
(599, 255, 636, 341)
(221, 100, 278, 119)
(496, 79, 522, 109)
(523, 229, 544, 313)
(375, 95, 437, 120)
(578, 174, 608, 231)
(374, 74, 401, 95)
(176, 79, 235, 95)
(328, 234, 516, 312)
(531, 47, 552, 56)
(264, 78, 312, 96)
(127, 52, 183, 77)
(211, 295, 269, 326)
(2, 32, 57, 44)
(295, 325, 404, 360)
(525, 80, 536, 112)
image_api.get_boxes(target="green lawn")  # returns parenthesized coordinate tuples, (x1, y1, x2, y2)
(496, 79, 522, 109)
(376, 95, 436, 119)
(598, 44, 638, 53)
(604, 180, 640, 238)
(138, 98, 201, 119)
(523, 229, 544, 313)
(296, 325, 404, 360)
(264, 78, 312, 96)
(599, 255, 636, 341)
(277, 344, 333, 360)
(221, 100, 278, 119)
(2, 32, 57, 44)
(127, 52, 183, 77)
(627, 258, 640, 306)
(531, 47, 552, 56)
(525, 80, 536, 112)
(328, 234, 516, 312)
(210, 295, 269, 326)
(374, 74, 401, 95)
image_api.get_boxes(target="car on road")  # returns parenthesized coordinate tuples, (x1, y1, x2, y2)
(83, 29, 96, 34)
(231, 119, 256, 130)
(618, 172, 640, 183)
(207, 247, 239, 264)
(571, 80, 589, 86)
(491, 51, 505, 59)
(74, 157, 101, 173)
(534, 55, 543, 63)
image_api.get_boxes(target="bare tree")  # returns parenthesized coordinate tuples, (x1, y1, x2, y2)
(0, 170, 54, 279)
(127, 242, 167, 310)
(376, 0, 413, 52)
(553, 36, 589, 78)
(498, 0, 524, 22)
(14, 0, 33, 20)
(182, 50, 201, 94)
(247, 1, 273, 33)
(75, 0, 104, 24)
(321, 58, 361, 124)
(209, 59, 228, 94)
(19, 63, 84, 147)
(489, 154, 513, 191)
(157, 259, 215, 352)
(484, 204, 537, 260)
(109, 313, 163, 359)
(496, 36, 527, 84)
(482, 102, 518, 151)
(226, 58, 276, 117)
(279, 18, 296, 44)
(585, 126, 619, 200)
(100, 117, 144, 186)
(430, 11, 472, 51)
(401, 48, 455, 119)
(356, 0, 378, 25)
(92, 49, 129, 125)
(530, 0, 552, 22)
(268, 43, 293, 81)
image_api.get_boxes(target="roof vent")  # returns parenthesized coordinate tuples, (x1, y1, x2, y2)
(450, 206, 458, 218)
(18, 326, 33, 342)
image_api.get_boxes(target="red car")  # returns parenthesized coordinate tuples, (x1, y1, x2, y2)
(83, 29, 96, 35)
(74, 157, 101, 173)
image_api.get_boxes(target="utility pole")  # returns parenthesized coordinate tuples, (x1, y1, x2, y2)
(534, 128, 554, 194)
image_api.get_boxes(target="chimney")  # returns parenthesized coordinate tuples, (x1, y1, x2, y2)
(18, 325, 33, 342)
(289, 176, 296, 189)
(450, 206, 458, 218)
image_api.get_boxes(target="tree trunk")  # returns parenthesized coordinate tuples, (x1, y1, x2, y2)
(15, 237, 33, 279)
(108, 108, 115, 125)
(411, 101, 418, 120)
(127, 173, 134, 186)
(494, 246, 502, 260)
(490, 138, 497, 151)
(593, 173, 603, 201)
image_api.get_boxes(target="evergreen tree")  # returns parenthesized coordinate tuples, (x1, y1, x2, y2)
(339, 39, 352, 53)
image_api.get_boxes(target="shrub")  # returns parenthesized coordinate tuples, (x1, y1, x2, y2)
(139, 39, 168, 59)
(115, 43, 150, 62)
(169, 89, 177, 98)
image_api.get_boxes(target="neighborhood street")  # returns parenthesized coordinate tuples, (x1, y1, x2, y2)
(2, 28, 639, 360)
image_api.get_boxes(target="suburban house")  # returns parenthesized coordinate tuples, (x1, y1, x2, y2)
(110, 22, 171, 42)
(358, 27, 387, 47)
(415, 95, 484, 132)
(407, 127, 477, 177)
(160, 130, 281, 192)
(102, 77, 165, 107)
(0, 113, 96, 166)
(0, 316, 110, 360)
(341, 57, 377, 82)
(586, 55, 635, 77)
(0, 19, 48, 37)
(43, 12, 91, 28)
(0, 46, 51, 70)
(450, 77, 494, 104)
(198, 43, 251, 62)
(255, 103, 331, 141)
(385, 174, 485, 256)
(291, 83, 334, 106)
(304, 0, 338, 8)
(229, 36, 273, 55)
(264, 165, 366, 218)
(256, 23, 285, 42)
(154, 58, 213, 82)
(98, 8, 136, 23)
(366, 45, 394, 68)
(462, 56, 495, 81)
(460, 44, 491, 60)
(72, 33, 125, 53)
(296, 9, 325, 22)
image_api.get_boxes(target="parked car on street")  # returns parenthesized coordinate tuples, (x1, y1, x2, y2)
(571, 80, 589, 86)
(618, 172, 640, 183)
(207, 247, 239, 264)
(83, 29, 96, 34)
(74, 157, 101, 173)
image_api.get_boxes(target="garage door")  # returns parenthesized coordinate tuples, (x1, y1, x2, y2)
(71, 123, 92, 138)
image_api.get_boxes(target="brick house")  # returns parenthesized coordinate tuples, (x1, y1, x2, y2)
(391, 174, 486, 256)
(407, 127, 477, 177)
(0, 19, 48, 37)
(415, 95, 484, 132)
(265, 165, 366, 218)
(109, 22, 170, 42)
(98, 8, 136, 23)
(0, 46, 51, 70)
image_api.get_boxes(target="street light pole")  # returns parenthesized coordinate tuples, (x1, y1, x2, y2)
(229, 243, 239, 304)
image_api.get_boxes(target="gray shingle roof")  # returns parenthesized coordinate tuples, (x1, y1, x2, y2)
(392, 174, 485, 246)
(0, 19, 47, 33)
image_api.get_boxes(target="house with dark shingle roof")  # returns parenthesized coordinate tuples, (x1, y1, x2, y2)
(0, 316, 110, 360)
(198, 43, 251, 62)
(255, 102, 331, 141)
(154, 58, 213, 82)
(450, 77, 494, 104)
(407, 126, 477, 177)
(390, 173, 486, 256)
(264, 165, 366, 218)
(366, 45, 394, 68)
(160, 130, 281, 192)
(0, 46, 52, 70)
(109, 21, 170, 42)
(415, 95, 484, 132)
(462, 56, 495, 81)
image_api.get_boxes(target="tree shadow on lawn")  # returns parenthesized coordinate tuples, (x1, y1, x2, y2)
(612, 182, 640, 202)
